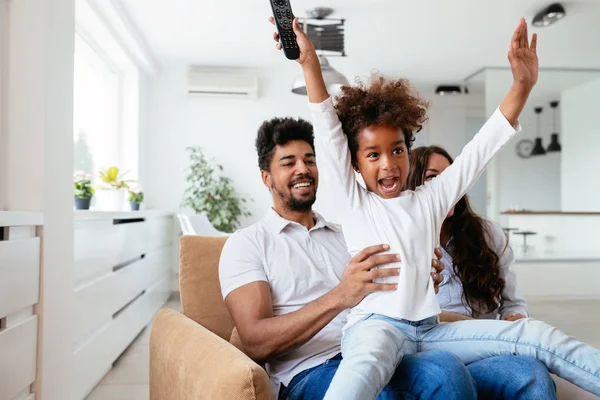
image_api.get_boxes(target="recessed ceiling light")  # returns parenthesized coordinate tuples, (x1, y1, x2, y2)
(435, 85, 462, 96)
(533, 3, 566, 27)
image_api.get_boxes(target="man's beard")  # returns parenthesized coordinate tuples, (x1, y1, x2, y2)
(272, 177, 317, 212)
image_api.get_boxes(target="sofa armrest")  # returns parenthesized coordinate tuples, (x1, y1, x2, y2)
(150, 308, 271, 400)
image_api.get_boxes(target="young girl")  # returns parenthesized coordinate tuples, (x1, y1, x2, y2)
(270, 16, 600, 399)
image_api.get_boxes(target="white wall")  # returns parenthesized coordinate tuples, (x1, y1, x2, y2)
(144, 64, 309, 225)
(485, 69, 562, 221)
(144, 65, 482, 226)
(424, 93, 488, 215)
(6, 0, 75, 399)
(561, 77, 600, 211)
(495, 112, 561, 212)
(0, 0, 7, 210)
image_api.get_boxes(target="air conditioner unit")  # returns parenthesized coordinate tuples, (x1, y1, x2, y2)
(186, 70, 259, 100)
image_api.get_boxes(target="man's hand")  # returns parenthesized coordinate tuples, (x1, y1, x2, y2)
(331, 244, 400, 309)
(269, 17, 318, 67)
(508, 18, 538, 90)
(431, 248, 444, 294)
(331, 245, 446, 309)
(504, 313, 527, 322)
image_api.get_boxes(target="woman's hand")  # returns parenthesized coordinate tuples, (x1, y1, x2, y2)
(439, 311, 474, 322)
(431, 248, 444, 294)
(504, 313, 527, 322)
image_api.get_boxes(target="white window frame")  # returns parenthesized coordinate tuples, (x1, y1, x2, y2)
(75, 0, 141, 181)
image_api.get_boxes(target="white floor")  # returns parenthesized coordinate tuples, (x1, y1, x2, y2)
(85, 298, 600, 400)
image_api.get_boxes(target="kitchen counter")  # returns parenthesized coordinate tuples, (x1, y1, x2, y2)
(514, 251, 600, 262)
(503, 211, 600, 215)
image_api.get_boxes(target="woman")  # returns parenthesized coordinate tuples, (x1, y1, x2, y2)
(406, 145, 557, 399)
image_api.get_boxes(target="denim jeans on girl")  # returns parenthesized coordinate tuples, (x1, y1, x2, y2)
(280, 351, 556, 399)
(323, 315, 599, 400)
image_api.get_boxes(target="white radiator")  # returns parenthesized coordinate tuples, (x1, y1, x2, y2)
(0, 212, 43, 400)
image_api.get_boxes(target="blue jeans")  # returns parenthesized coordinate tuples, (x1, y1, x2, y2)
(324, 314, 600, 400)
(279, 351, 557, 400)
(280, 350, 478, 400)
(468, 356, 557, 399)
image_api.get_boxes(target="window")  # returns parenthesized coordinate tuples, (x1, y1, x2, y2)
(73, 35, 120, 177)
(73, 1, 146, 210)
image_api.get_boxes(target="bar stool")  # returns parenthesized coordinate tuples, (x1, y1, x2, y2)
(502, 227, 519, 235)
(513, 231, 537, 253)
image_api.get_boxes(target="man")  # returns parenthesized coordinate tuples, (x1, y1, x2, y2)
(219, 117, 551, 399)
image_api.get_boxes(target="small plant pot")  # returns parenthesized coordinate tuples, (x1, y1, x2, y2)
(75, 197, 91, 210)
(130, 201, 140, 211)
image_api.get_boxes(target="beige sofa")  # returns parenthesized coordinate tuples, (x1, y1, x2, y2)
(150, 236, 596, 400)
(150, 236, 270, 400)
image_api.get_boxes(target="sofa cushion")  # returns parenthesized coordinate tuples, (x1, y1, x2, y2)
(179, 235, 234, 341)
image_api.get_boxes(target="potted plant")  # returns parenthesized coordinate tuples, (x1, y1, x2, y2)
(181, 147, 251, 233)
(96, 166, 132, 210)
(74, 171, 95, 210)
(128, 183, 144, 211)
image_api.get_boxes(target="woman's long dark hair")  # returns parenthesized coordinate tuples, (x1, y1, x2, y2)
(406, 145, 506, 317)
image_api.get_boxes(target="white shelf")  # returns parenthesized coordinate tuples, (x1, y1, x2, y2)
(0, 211, 43, 226)
(74, 209, 173, 221)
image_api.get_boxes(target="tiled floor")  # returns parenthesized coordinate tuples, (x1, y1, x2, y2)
(85, 298, 600, 400)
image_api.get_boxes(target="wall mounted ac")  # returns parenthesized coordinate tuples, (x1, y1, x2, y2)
(186, 69, 259, 100)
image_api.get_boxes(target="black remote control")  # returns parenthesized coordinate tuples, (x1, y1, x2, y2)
(269, 0, 300, 60)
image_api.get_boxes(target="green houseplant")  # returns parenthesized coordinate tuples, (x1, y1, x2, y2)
(97, 166, 133, 210)
(99, 166, 131, 189)
(181, 147, 251, 233)
(74, 171, 95, 210)
(128, 183, 144, 211)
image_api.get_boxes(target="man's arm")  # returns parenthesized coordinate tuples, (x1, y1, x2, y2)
(225, 245, 445, 363)
(224, 244, 399, 363)
(225, 281, 345, 363)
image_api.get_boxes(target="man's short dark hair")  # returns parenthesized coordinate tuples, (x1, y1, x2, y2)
(255, 117, 315, 172)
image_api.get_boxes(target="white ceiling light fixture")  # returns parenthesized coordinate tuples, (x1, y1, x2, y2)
(291, 7, 348, 95)
(532, 3, 566, 27)
(291, 56, 349, 95)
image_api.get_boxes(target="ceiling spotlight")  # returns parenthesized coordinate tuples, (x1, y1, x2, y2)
(533, 3, 566, 27)
(292, 56, 349, 95)
(306, 7, 334, 19)
(435, 85, 462, 96)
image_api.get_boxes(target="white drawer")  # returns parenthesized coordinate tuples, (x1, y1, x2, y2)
(0, 238, 40, 318)
(74, 246, 172, 345)
(0, 317, 37, 400)
(73, 274, 171, 399)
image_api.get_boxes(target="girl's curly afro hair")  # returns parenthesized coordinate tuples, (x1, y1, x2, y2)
(334, 76, 429, 166)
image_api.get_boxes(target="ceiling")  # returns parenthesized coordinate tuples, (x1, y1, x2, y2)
(122, 0, 600, 83)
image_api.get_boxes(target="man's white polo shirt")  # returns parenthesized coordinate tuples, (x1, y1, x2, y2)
(219, 208, 350, 395)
